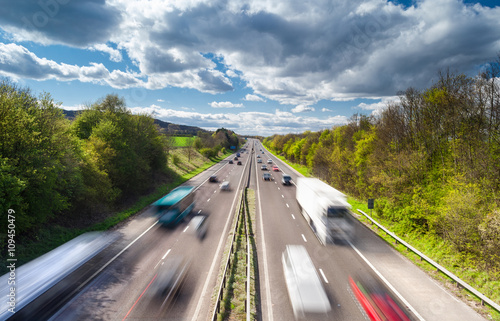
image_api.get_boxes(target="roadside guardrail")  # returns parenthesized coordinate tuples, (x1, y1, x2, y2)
(357, 209, 500, 313)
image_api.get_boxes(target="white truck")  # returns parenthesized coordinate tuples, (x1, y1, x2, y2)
(296, 177, 354, 244)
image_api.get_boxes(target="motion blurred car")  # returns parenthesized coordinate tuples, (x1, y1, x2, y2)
(349, 273, 412, 321)
(257, 159, 262, 163)
(228, 160, 233, 164)
(272, 165, 279, 171)
(234, 157, 238, 161)
(282, 174, 292, 185)
(282, 245, 331, 318)
(257, 155, 260, 158)
(150, 256, 190, 302)
(237, 161, 242, 165)
(209, 175, 217, 182)
(267, 159, 272, 164)
(190, 215, 209, 239)
(220, 181, 230, 191)
(262, 173, 272, 181)
(261, 164, 267, 170)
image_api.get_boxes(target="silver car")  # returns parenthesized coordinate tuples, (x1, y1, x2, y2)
(282, 245, 331, 318)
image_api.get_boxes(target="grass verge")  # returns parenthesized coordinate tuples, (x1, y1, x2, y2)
(3, 149, 230, 274)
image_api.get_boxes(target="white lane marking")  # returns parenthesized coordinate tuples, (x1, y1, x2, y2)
(192, 156, 250, 321)
(154, 259, 162, 269)
(319, 269, 329, 284)
(162, 249, 171, 260)
(281, 195, 284, 198)
(183, 226, 189, 233)
(198, 210, 202, 214)
(214, 190, 217, 193)
(291, 214, 295, 220)
(302, 234, 307, 242)
(207, 198, 211, 202)
(286, 203, 289, 208)
(257, 156, 274, 321)
(347, 240, 426, 321)
(277, 187, 280, 190)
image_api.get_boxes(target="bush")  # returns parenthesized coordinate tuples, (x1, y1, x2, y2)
(172, 154, 181, 166)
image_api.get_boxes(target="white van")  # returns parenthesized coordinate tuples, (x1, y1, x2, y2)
(282, 245, 331, 318)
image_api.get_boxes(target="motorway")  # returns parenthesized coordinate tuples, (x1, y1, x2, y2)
(9, 139, 487, 321)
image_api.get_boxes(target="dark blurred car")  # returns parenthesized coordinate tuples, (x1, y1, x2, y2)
(234, 157, 238, 161)
(150, 256, 190, 301)
(209, 175, 217, 182)
(228, 160, 233, 164)
(191, 215, 208, 239)
(262, 173, 271, 181)
(257, 155, 260, 158)
(237, 161, 242, 165)
(282, 174, 292, 185)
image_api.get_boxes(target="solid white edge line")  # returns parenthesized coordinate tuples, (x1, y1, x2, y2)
(347, 240, 426, 321)
(319, 269, 329, 284)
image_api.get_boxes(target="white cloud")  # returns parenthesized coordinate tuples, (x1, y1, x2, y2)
(355, 96, 399, 116)
(157, 99, 165, 102)
(291, 104, 315, 113)
(210, 101, 244, 108)
(0, 0, 499, 106)
(322, 108, 332, 112)
(89, 44, 123, 62)
(244, 94, 266, 102)
(128, 104, 348, 136)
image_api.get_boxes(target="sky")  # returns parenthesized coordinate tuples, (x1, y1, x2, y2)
(0, 0, 499, 136)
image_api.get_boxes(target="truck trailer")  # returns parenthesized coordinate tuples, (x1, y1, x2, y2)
(296, 177, 353, 244)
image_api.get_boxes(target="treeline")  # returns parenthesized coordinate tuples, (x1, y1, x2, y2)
(264, 64, 500, 269)
(0, 84, 169, 235)
(193, 128, 242, 158)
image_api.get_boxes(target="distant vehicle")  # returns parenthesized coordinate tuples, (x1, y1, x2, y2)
(267, 159, 272, 164)
(261, 164, 267, 170)
(150, 256, 190, 302)
(228, 160, 233, 164)
(257, 159, 262, 163)
(220, 181, 230, 191)
(296, 178, 353, 244)
(236, 152, 241, 157)
(257, 155, 260, 158)
(209, 175, 217, 182)
(262, 151, 264, 154)
(262, 173, 271, 181)
(154, 186, 196, 227)
(272, 165, 279, 171)
(234, 157, 238, 161)
(282, 245, 331, 318)
(282, 174, 292, 185)
(190, 215, 208, 239)
(237, 161, 242, 165)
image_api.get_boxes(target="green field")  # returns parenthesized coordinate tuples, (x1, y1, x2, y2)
(172, 136, 195, 147)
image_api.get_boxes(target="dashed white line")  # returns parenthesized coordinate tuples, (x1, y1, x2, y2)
(198, 210, 202, 214)
(291, 214, 295, 220)
(286, 203, 289, 208)
(319, 268, 329, 283)
(302, 234, 307, 242)
(183, 226, 189, 233)
(277, 187, 280, 190)
(281, 195, 284, 198)
(162, 249, 171, 260)
(207, 198, 211, 202)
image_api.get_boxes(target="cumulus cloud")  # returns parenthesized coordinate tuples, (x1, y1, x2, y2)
(89, 44, 122, 62)
(244, 94, 266, 102)
(128, 104, 348, 136)
(291, 104, 315, 113)
(0, 43, 143, 88)
(0, 0, 499, 106)
(210, 101, 244, 108)
(322, 108, 333, 112)
(356, 96, 399, 116)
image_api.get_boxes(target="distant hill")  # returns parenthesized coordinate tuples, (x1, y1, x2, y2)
(61, 109, 208, 136)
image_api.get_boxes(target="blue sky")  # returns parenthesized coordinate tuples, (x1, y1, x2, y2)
(0, 0, 499, 136)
